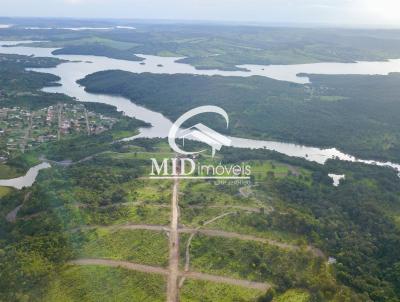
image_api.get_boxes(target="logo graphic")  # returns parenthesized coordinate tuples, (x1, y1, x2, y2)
(168, 105, 232, 157)
(149, 105, 251, 180)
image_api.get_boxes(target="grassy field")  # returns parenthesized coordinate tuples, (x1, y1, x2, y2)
(183, 209, 305, 244)
(107, 151, 174, 161)
(0, 186, 12, 198)
(125, 180, 172, 205)
(24, 203, 171, 229)
(43, 265, 166, 302)
(180, 279, 264, 302)
(74, 228, 169, 267)
(180, 181, 258, 207)
(181, 234, 329, 290)
(246, 160, 311, 182)
(32, 37, 140, 50)
(111, 129, 139, 140)
(0, 163, 20, 179)
(274, 289, 310, 302)
(179, 176, 305, 244)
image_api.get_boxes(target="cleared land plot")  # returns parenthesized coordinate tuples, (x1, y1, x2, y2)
(74, 228, 169, 267)
(43, 265, 166, 302)
(179, 279, 264, 302)
(181, 234, 328, 288)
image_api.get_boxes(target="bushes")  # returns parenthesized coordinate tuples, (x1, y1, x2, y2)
(272, 173, 400, 300)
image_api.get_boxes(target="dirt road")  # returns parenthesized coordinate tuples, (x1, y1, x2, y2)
(21, 112, 33, 153)
(68, 222, 323, 258)
(69, 222, 323, 258)
(69, 223, 169, 233)
(70, 258, 271, 291)
(188, 205, 262, 213)
(6, 192, 31, 223)
(57, 103, 62, 141)
(167, 176, 180, 302)
(84, 108, 90, 136)
(70, 259, 168, 275)
(179, 211, 236, 288)
(179, 227, 324, 257)
(6, 205, 23, 223)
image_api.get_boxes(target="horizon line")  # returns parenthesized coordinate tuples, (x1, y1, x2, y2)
(1, 16, 400, 30)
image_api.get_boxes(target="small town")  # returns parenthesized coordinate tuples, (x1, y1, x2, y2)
(0, 103, 117, 162)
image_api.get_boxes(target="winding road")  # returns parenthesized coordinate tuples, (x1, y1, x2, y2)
(69, 223, 324, 257)
(6, 192, 31, 223)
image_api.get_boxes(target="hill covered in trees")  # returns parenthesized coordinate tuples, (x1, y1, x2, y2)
(79, 71, 400, 163)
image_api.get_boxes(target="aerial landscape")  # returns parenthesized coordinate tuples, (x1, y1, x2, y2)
(1, 1, 400, 301)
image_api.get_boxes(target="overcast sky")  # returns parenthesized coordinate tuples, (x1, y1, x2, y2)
(1, 0, 400, 27)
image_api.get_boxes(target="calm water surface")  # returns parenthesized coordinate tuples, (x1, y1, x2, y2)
(0, 163, 51, 189)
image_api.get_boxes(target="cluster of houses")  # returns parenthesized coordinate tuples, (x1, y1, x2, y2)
(0, 104, 117, 162)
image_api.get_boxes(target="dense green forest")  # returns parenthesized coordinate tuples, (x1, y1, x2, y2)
(79, 70, 400, 163)
(52, 44, 144, 62)
(0, 54, 71, 109)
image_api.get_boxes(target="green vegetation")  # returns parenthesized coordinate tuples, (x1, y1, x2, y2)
(0, 54, 71, 111)
(25, 37, 139, 50)
(31, 115, 146, 162)
(1, 137, 399, 301)
(0, 186, 12, 198)
(0, 103, 119, 161)
(52, 44, 144, 61)
(56, 203, 170, 227)
(1, 22, 400, 301)
(180, 279, 263, 302)
(43, 265, 166, 302)
(79, 70, 400, 162)
(274, 289, 310, 302)
(180, 228, 362, 301)
(0, 54, 159, 300)
(247, 160, 311, 181)
(0, 53, 147, 164)
(5, 24, 400, 70)
(181, 235, 329, 295)
(229, 148, 400, 301)
(178, 180, 300, 243)
(2, 134, 397, 301)
(0, 53, 65, 69)
(74, 229, 169, 266)
(0, 139, 156, 301)
(0, 164, 20, 178)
